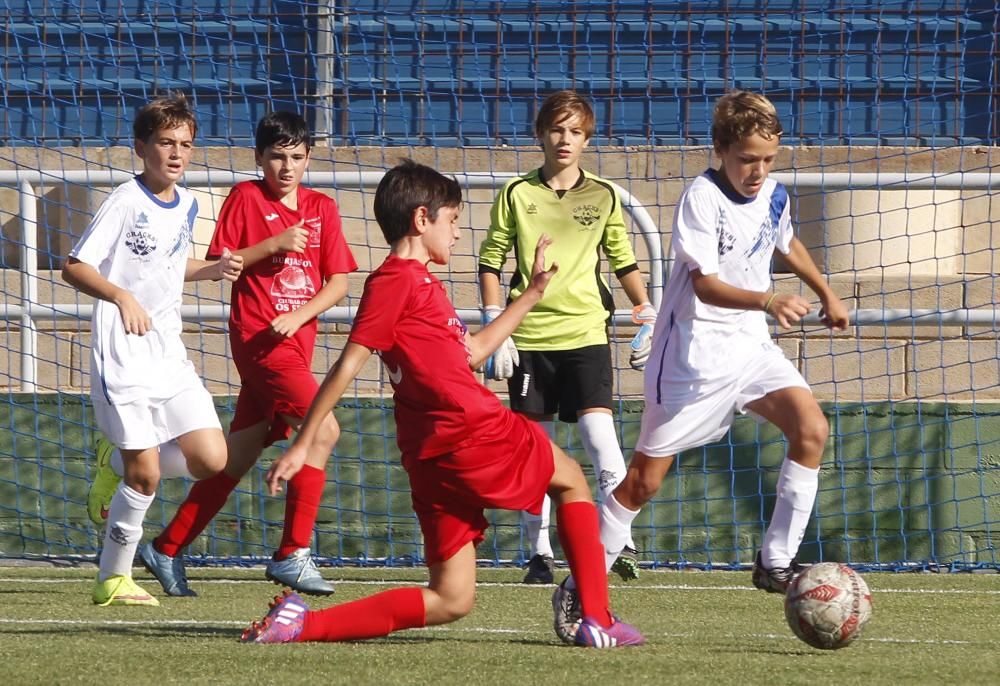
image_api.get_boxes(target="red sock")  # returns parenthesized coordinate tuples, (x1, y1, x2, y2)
(556, 501, 613, 628)
(275, 464, 326, 560)
(154, 471, 241, 557)
(298, 587, 426, 642)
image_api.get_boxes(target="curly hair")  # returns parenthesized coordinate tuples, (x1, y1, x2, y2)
(711, 90, 783, 150)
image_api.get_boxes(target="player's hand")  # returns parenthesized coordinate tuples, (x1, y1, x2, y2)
(482, 305, 519, 380)
(265, 444, 308, 495)
(527, 233, 559, 296)
(114, 290, 152, 335)
(629, 302, 657, 370)
(216, 247, 244, 282)
(270, 310, 308, 339)
(767, 293, 811, 329)
(819, 294, 850, 332)
(274, 220, 309, 254)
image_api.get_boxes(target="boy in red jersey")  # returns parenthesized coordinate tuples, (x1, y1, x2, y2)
(136, 111, 357, 596)
(240, 160, 644, 648)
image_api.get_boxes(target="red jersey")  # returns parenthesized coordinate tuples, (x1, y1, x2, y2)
(348, 256, 511, 459)
(207, 181, 357, 360)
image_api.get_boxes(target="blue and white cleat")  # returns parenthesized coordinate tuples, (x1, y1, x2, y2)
(265, 547, 334, 596)
(139, 541, 197, 597)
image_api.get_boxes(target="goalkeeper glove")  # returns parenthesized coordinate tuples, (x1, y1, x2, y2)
(629, 302, 657, 370)
(482, 305, 519, 380)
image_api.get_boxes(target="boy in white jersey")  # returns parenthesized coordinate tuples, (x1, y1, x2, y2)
(552, 89, 850, 641)
(478, 90, 656, 584)
(63, 94, 244, 606)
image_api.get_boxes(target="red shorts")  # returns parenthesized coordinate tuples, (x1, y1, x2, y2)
(403, 412, 554, 566)
(230, 344, 318, 447)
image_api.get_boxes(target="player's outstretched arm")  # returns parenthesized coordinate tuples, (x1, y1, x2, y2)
(265, 341, 372, 494)
(468, 234, 558, 368)
(62, 256, 152, 335)
(780, 237, 849, 331)
(186, 247, 244, 282)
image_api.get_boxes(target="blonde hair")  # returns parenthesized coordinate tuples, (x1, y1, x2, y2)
(711, 90, 783, 150)
(534, 90, 596, 139)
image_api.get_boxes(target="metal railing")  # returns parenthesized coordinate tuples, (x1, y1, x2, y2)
(4, 169, 1000, 391)
(0, 169, 666, 391)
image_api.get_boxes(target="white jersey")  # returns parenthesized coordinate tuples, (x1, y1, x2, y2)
(70, 177, 198, 404)
(645, 170, 794, 405)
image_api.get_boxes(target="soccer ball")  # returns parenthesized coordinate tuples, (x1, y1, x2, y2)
(784, 562, 872, 650)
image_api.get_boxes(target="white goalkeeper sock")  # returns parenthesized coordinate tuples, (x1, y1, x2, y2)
(98, 483, 155, 581)
(158, 439, 193, 479)
(523, 421, 556, 558)
(577, 412, 635, 549)
(762, 459, 819, 569)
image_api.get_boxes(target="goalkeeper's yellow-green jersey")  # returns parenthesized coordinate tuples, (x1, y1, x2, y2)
(478, 168, 639, 350)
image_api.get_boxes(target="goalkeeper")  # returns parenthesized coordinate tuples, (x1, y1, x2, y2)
(478, 90, 656, 584)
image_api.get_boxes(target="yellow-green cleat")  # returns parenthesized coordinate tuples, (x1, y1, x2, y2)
(92, 574, 160, 607)
(87, 435, 121, 526)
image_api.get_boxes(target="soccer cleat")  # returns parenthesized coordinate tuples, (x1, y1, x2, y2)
(751, 550, 804, 594)
(573, 616, 646, 648)
(138, 541, 197, 597)
(241, 589, 309, 644)
(265, 548, 334, 596)
(551, 577, 582, 645)
(87, 434, 121, 526)
(92, 574, 160, 607)
(522, 553, 555, 585)
(610, 546, 640, 582)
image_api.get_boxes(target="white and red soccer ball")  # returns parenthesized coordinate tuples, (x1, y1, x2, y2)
(784, 562, 873, 650)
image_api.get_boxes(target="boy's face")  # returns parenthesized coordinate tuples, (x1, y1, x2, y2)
(715, 131, 780, 198)
(539, 113, 590, 171)
(421, 204, 462, 265)
(135, 124, 195, 190)
(256, 142, 310, 198)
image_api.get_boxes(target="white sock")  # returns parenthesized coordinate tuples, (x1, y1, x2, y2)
(98, 483, 155, 581)
(158, 439, 193, 479)
(577, 412, 635, 549)
(566, 492, 640, 591)
(762, 459, 819, 569)
(523, 421, 555, 558)
(599, 492, 640, 572)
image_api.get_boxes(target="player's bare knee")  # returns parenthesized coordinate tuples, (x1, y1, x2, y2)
(440, 592, 476, 622)
(187, 449, 226, 479)
(790, 414, 829, 457)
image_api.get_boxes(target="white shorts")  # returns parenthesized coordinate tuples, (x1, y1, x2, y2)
(635, 344, 808, 458)
(92, 371, 222, 450)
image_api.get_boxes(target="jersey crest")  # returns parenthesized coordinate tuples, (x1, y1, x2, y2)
(573, 204, 602, 228)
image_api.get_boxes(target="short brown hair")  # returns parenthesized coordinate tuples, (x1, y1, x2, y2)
(534, 90, 596, 139)
(133, 93, 198, 143)
(374, 159, 463, 245)
(711, 90, 783, 150)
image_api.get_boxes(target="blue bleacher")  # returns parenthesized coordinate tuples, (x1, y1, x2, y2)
(1, 1, 996, 146)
